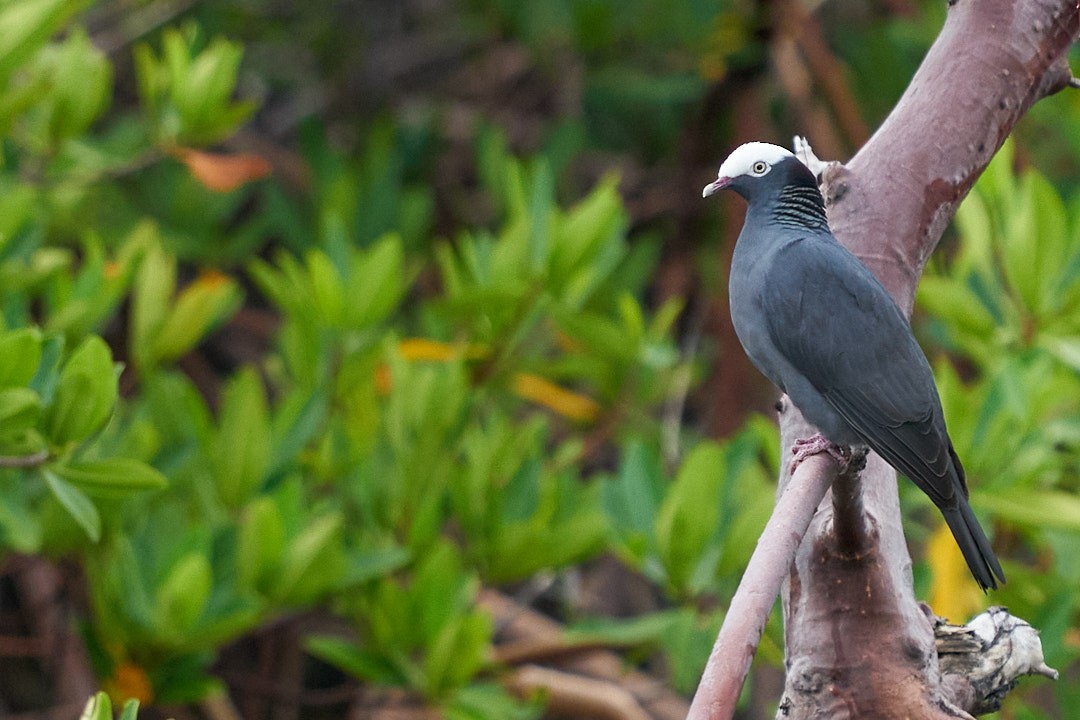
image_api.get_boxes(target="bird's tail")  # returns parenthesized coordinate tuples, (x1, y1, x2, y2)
(941, 500, 1005, 591)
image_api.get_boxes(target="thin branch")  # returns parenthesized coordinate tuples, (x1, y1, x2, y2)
(478, 589, 690, 720)
(686, 447, 836, 720)
(505, 665, 652, 720)
(0, 450, 49, 468)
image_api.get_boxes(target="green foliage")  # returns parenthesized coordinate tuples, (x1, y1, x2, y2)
(38, 98, 687, 710)
(919, 142, 1080, 511)
(134, 23, 255, 145)
(308, 543, 490, 698)
(6, 2, 1078, 719)
(920, 141, 1080, 371)
(918, 143, 1080, 713)
(80, 691, 140, 720)
(473, 0, 747, 158)
(604, 420, 776, 602)
(131, 233, 242, 373)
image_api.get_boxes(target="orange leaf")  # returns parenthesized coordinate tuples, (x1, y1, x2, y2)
(374, 363, 392, 395)
(104, 662, 154, 705)
(513, 372, 600, 422)
(175, 147, 272, 192)
(196, 268, 231, 288)
(927, 521, 984, 622)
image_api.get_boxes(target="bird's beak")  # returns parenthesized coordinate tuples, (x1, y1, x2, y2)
(702, 176, 731, 198)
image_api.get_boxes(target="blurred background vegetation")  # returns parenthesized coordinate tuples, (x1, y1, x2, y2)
(0, 0, 1078, 718)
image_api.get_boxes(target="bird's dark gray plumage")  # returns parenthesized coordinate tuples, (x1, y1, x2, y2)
(704, 142, 1005, 591)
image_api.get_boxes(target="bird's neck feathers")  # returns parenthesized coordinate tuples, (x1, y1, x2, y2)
(752, 159, 829, 231)
(773, 181, 828, 230)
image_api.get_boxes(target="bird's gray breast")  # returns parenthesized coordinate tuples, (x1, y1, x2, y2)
(728, 233, 861, 445)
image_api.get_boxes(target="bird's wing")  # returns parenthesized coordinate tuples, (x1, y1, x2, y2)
(761, 237, 958, 507)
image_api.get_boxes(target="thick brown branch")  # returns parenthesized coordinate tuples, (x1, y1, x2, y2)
(827, 0, 1080, 311)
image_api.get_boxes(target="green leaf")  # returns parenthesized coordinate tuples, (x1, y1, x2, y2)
(0, 387, 41, 435)
(525, 159, 553, 276)
(412, 542, 471, 646)
(79, 692, 112, 720)
(0, 0, 88, 86)
(306, 635, 407, 685)
(423, 611, 492, 698)
(118, 699, 140, 720)
(347, 233, 405, 327)
(662, 608, 722, 695)
(151, 271, 242, 364)
(655, 441, 726, 594)
(140, 27, 255, 144)
(39, 27, 112, 142)
(341, 546, 412, 586)
(566, 609, 684, 646)
(445, 683, 538, 720)
(977, 489, 1080, 531)
(130, 233, 175, 371)
(916, 277, 997, 349)
(44, 335, 118, 446)
(552, 174, 623, 279)
(43, 469, 100, 541)
(952, 189, 994, 278)
(155, 552, 212, 635)
(603, 441, 664, 556)
(306, 249, 344, 325)
(1037, 335, 1080, 373)
(237, 496, 285, 591)
(0, 328, 42, 388)
(0, 480, 42, 552)
(1025, 171, 1070, 314)
(555, 310, 636, 363)
(212, 366, 271, 509)
(51, 458, 167, 498)
(1001, 171, 1043, 313)
(275, 512, 343, 604)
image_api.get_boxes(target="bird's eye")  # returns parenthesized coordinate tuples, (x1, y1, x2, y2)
(752, 161, 769, 175)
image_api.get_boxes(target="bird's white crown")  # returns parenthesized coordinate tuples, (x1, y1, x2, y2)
(715, 142, 794, 179)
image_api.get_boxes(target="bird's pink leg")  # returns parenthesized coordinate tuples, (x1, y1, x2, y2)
(790, 433, 850, 473)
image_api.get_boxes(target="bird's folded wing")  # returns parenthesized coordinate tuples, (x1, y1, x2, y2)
(761, 237, 956, 507)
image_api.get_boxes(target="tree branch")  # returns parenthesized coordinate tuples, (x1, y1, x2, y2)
(686, 402, 837, 720)
(830, 447, 869, 555)
(825, 0, 1079, 311)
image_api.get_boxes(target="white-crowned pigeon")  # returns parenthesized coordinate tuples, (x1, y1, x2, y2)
(703, 141, 1004, 590)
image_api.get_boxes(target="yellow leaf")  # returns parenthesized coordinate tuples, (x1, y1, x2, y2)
(398, 338, 488, 361)
(398, 338, 457, 361)
(512, 372, 599, 422)
(104, 662, 154, 705)
(927, 521, 984, 622)
(174, 147, 272, 192)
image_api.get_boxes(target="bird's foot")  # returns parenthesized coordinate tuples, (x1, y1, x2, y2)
(790, 433, 851, 474)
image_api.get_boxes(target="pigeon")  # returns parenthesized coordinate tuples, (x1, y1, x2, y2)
(703, 141, 1005, 590)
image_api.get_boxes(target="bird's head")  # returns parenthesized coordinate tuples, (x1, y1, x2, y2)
(702, 142, 811, 201)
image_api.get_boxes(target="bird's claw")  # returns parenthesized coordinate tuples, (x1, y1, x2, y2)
(790, 433, 851, 474)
